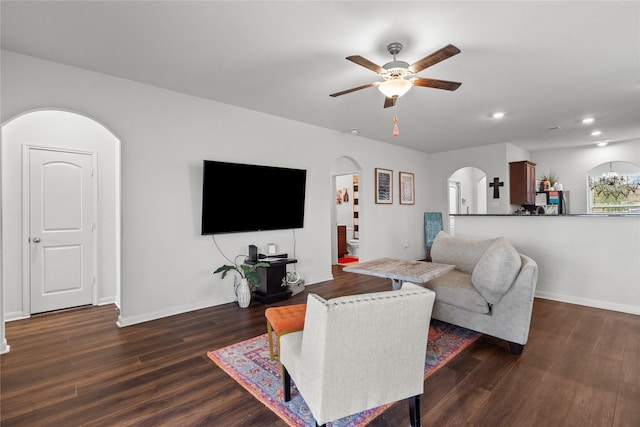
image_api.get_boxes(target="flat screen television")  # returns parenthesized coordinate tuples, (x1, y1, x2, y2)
(201, 160, 307, 234)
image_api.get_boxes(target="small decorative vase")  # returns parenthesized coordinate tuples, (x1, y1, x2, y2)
(236, 278, 252, 308)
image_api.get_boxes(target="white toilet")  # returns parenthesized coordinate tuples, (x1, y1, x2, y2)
(347, 227, 359, 257)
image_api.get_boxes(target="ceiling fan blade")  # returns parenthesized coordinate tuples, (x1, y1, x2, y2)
(329, 82, 378, 97)
(346, 55, 385, 74)
(383, 96, 397, 108)
(408, 44, 461, 73)
(411, 77, 462, 91)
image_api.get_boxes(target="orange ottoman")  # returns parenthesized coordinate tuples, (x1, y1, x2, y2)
(265, 304, 307, 360)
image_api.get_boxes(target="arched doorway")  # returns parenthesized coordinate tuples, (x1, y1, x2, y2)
(1, 110, 121, 321)
(330, 156, 363, 265)
(448, 167, 487, 234)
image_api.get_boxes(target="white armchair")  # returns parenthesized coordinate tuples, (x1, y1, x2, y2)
(279, 283, 436, 427)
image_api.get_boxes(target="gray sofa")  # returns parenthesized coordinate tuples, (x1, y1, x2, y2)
(422, 231, 538, 354)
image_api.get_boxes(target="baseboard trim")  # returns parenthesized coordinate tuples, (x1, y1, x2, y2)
(97, 296, 116, 306)
(302, 274, 334, 287)
(4, 311, 29, 322)
(116, 273, 336, 327)
(535, 290, 640, 315)
(117, 298, 233, 327)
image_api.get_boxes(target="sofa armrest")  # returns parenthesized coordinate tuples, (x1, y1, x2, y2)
(489, 254, 538, 344)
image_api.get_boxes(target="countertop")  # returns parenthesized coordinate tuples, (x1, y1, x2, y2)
(452, 214, 640, 217)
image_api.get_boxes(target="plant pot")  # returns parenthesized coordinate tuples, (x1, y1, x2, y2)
(236, 278, 252, 308)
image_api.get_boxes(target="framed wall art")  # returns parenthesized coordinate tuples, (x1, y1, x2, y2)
(399, 171, 415, 205)
(375, 168, 393, 204)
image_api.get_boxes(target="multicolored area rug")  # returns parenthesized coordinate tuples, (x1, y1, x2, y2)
(207, 320, 480, 427)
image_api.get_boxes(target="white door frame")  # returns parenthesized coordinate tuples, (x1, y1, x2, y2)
(449, 180, 462, 214)
(22, 145, 99, 314)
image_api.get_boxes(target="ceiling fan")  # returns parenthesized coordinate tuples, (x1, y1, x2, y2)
(330, 42, 462, 108)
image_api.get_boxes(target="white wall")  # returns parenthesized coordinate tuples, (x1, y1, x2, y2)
(531, 140, 640, 213)
(426, 139, 640, 217)
(1, 51, 430, 330)
(427, 143, 516, 230)
(454, 215, 640, 315)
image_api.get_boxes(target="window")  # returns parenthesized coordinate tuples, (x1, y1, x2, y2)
(587, 161, 640, 214)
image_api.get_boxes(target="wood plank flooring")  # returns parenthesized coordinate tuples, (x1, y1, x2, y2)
(2, 265, 639, 426)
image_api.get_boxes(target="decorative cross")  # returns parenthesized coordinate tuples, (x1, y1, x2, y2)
(489, 177, 504, 199)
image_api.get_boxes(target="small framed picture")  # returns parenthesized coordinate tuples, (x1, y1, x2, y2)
(399, 171, 415, 205)
(375, 168, 393, 204)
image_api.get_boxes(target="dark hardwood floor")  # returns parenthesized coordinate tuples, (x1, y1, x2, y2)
(2, 265, 639, 426)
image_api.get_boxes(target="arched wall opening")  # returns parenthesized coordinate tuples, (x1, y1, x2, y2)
(448, 166, 487, 233)
(330, 156, 363, 265)
(1, 109, 121, 329)
(586, 160, 640, 214)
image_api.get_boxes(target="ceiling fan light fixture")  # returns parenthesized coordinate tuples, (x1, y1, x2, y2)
(378, 78, 412, 98)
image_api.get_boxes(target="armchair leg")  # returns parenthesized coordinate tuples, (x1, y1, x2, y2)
(409, 395, 421, 427)
(508, 342, 525, 355)
(283, 366, 291, 402)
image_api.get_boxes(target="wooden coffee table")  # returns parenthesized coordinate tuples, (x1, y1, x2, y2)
(344, 257, 455, 290)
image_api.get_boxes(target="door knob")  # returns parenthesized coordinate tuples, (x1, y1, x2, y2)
(32, 237, 41, 243)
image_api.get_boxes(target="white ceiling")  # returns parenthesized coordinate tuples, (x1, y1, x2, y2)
(2, 1, 639, 154)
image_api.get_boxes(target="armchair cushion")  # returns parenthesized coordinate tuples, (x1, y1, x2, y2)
(430, 231, 496, 274)
(471, 237, 522, 304)
(423, 270, 490, 314)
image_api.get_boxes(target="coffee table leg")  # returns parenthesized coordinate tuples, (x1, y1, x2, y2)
(392, 278, 402, 290)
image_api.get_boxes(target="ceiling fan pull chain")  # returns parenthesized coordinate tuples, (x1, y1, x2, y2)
(393, 115, 400, 137)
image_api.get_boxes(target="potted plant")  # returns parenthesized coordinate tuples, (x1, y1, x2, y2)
(214, 261, 269, 308)
(539, 172, 559, 191)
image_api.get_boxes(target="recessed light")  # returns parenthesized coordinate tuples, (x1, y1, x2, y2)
(582, 117, 595, 124)
(492, 111, 505, 119)
(596, 141, 608, 147)
(591, 130, 602, 136)
(350, 128, 359, 135)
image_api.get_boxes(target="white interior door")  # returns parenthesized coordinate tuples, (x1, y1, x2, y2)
(29, 148, 95, 314)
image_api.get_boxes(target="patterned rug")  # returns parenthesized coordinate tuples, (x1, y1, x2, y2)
(207, 320, 480, 426)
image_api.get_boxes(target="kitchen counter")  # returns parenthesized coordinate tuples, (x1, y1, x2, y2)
(452, 213, 640, 217)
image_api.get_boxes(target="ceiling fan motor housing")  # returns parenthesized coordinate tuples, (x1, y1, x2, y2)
(382, 61, 412, 79)
(383, 42, 412, 79)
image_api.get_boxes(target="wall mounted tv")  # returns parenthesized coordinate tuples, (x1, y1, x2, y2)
(201, 160, 307, 234)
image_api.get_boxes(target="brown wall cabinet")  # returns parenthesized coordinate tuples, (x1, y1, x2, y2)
(509, 160, 537, 205)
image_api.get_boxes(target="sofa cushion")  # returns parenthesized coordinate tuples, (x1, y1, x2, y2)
(471, 237, 522, 304)
(422, 270, 490, 314)
(430, 231, 497, 274)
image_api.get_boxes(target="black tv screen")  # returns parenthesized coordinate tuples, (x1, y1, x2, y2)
(201, 160, 307, 234)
